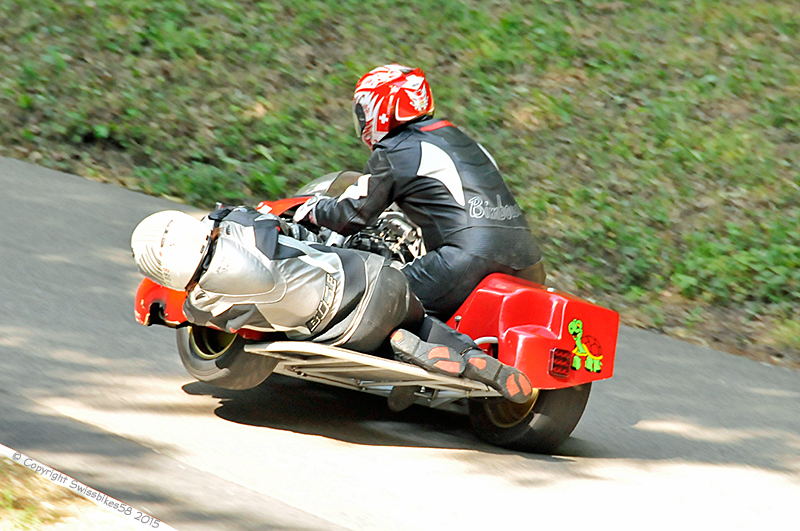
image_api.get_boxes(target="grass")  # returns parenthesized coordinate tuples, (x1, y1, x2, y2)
(0, 457, 82, 529)
(1, 0, 798, 362)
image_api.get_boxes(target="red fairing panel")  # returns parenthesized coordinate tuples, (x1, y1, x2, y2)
(447, 274, 619, 390)
(134, 277, 188, 327)
(256, 197, 308, 216)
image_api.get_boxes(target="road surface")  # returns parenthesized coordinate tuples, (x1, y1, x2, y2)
(1, 156, 798, 530)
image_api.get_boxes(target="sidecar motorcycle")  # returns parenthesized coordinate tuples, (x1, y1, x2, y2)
(134, 172, 619, 453)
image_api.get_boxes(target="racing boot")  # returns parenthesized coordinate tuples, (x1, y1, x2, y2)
(461, 350, 534, 404)
(389, 329, 466, 376)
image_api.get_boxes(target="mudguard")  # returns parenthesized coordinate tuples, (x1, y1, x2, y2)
(134, 277, 187, 327)
(446, 274, 619, 390)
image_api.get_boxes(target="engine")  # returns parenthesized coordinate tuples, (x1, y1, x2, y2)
(343, 211, 425, 264)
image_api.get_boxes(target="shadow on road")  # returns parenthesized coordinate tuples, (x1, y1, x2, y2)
(178, 327, 800, 479)
(185, 376, 494, 451)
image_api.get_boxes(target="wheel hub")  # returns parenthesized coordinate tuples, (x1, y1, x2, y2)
(482, 389, 540, 428)
(189, 326, 237, 360)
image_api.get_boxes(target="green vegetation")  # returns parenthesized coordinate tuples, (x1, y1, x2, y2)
(1, 0, 798, 362)
(0, 457, 82, 529)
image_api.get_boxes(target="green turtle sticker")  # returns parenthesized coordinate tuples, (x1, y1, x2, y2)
(568, 319, 603, 373)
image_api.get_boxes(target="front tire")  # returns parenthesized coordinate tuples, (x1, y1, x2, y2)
(468, 383, 591, 454)
(176, 325, 277, 390)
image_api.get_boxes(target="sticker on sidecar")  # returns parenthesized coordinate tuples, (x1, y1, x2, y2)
(568, 318, 603, 373)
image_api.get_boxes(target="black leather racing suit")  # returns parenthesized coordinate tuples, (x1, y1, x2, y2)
(314, 117, 542, 319)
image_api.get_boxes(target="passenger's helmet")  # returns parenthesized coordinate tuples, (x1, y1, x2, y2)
(131, 210, 212, 291)
(352, 64, 435, 149)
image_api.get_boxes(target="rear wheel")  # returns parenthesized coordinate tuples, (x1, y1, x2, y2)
(176, 325, 277, 390)
(468, 383, 591, 454)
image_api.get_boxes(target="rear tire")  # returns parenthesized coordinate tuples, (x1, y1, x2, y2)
(176, 325, 277, 390)
(468, 383, 591, 454)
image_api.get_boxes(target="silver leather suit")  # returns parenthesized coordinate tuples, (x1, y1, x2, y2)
(182, 207, 422, 353)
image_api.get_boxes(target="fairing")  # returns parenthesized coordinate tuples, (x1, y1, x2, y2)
(134, 277, 188, 327)
(446, 274, 619, 390)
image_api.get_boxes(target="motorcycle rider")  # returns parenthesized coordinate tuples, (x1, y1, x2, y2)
(131, 207, 533, 403)
(294, 64, 545, 322)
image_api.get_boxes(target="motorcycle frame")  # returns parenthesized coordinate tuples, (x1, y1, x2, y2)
(135, 194, 619, 406)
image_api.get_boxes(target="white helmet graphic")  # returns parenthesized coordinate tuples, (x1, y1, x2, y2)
(131, 210, 212, 290)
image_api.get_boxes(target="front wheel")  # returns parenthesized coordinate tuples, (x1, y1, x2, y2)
(468, 383, 591, 454)
(176, 325, 278, 390)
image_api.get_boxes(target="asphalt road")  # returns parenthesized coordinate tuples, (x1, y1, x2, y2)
(1, 156, 798, 530)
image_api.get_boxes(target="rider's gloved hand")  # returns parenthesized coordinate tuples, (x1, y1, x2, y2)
(293, 195, 326, 226)
(278, 219, 320, 242)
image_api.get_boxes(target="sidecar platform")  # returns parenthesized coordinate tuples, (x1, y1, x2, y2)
(245, 341, 502, 412)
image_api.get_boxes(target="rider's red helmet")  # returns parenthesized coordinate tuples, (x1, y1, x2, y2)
(352, 64, 435, 149)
